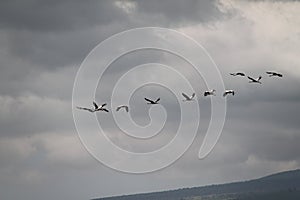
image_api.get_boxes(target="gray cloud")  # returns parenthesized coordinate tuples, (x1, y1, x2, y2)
(133, 0, 225, 26)
(0, 0, 225, 68)
(1, 0, 300, 200)
(0, 0, 128, 31)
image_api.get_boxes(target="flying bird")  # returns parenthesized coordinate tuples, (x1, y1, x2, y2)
(182, 92, 195, 101)
(248, 76, 262, 84)
(144, 97, 160, 104)
(76, 101, 109, 113)
(230, 72, 245, 77)
(223, 90, 235, 97)
(266, 71, 283, 77)
(116, 105, 129, 112)
(204, 89, 216, 97)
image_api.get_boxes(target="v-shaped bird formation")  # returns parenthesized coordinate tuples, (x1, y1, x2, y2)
(76, 71, 283, 113)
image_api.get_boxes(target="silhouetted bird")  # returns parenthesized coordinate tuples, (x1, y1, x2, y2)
(144, 97, 160, 104)
(223, 90, 235, 97)
(77, 101, 109, 113)
(204, 89, 216, 96)
(182, 92, 195, 101)
(248, 76, 262, 84)
(116, 105, 129, 112)
(266, 71, 283, 77)
(230, 72, 245, 77)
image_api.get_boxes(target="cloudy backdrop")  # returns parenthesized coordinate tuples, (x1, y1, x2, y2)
(1, 0, 300, 199)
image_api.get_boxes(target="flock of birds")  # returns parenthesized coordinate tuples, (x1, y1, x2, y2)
(230, 71, 282, 84)
(76, 71, 283, 113)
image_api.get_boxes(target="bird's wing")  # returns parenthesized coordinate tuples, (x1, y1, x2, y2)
(125, 106, 129, 112)
(191, 93, 195, 99)
(155, 98, 160, 103)
(182, 93, 190, 100)
(223, 92, 227, 97)
(239, 73, 245, 76)
(93, 101, 98, 109)
(144, 98, 154, 103)
(247, 76, 256, 81)
(230, 73, 236, 76)
(258, 76, 262, 81)
(77, 107, 93, 112)
(266, 71, 273, 74)
(101, 103, 107, 108)
(76, 106, 85, 110)
(116, 106, 121, 111)
(101, 108, 109, 112)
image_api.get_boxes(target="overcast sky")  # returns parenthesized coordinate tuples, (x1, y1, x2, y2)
(1, 0, 300, 200)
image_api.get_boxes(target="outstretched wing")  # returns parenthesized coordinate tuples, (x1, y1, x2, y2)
(191, 93, 195, 99)
(247, 76, 256, 82)
(182, 93, 190, 100)
(77, 106, 93, 112)
(230, 73, 236, 76)
(266, 71, 273, 75)
(93, 101, 98, 109)
(258, 76, 262, 81)
(101, 108, 109, 113)
(155, 98, 160, 103)
(100, 103, 107, 108)
(116, 105, 129, 112)
(144, 98, 154, 104)
(223, 92, 227, 97)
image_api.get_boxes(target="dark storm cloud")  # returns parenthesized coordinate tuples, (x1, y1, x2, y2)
(4, 27, 107, 67)
(0, 0, 130, 69)
(0, 0, 128, 31)
(0, 0, 226, 68)
(1, 0, 224, 32)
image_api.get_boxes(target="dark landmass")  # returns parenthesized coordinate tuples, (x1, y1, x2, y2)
(93, 169, 300, 200)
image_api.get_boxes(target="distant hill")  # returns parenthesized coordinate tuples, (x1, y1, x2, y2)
(93, 169, 300, 200)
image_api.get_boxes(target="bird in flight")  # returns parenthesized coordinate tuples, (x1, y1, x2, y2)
(204, 89, 216, 96)
(266, 71, 283, 77)
(248, 76, 262, 84)
(144, 97, 160, 104)
(182, 92, 195, 101)
(77, 101, 109, 113)
(230, 72, 246, 77)
(116, 105, 129, 112)
(223, 90, 235, 97)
